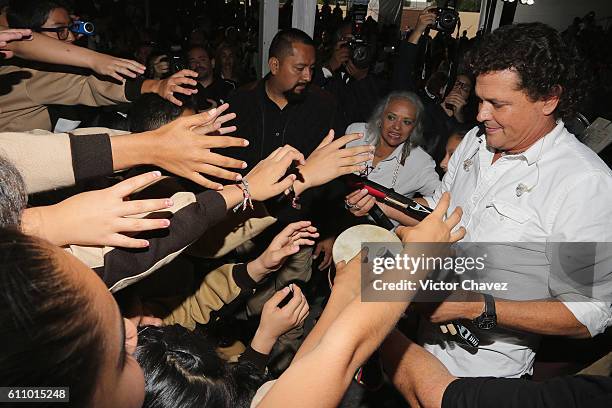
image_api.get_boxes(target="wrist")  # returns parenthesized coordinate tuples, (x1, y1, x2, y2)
(22, 205, 66, 246)
(219, 183, 245, 210)
(141, 79, 159, 95)
(110, 131, 157, 171)
(292, 166, 312, 196)
(247, 258, 270, 283)
(251, 328, 277, 355)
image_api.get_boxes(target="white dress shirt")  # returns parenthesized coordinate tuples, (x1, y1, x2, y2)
(421, 121, 612, 378)
(346, 122, 441, 198)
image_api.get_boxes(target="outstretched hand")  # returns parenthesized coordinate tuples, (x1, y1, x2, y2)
(248, 221, 319, 282)
(244, 144, 306, 201)
(90, 52, 145, 81)
(294, 130, 373, 194)
(396, 192, 465, 243)
(23, 171, 174, 248)
(148, 103, 248, 189)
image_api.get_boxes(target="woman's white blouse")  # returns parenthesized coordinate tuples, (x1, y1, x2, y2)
(345, 122, 441, 198)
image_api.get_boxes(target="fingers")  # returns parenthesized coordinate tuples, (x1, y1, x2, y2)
(340, 144, 375, 158)
(282, 221, 313, 239)
(0, 29, 32, 44)
(268, 286, 292, 308)
(313, 242, 323, 259)
(445, 205, 463, 230)
(450, 226, 466, 243)
(431, 192, 451, 218)
(346, 188, 369, 205)
(196, 162, 242, 182)
(197, 134, 249, 149)
(197, 150, 247, 169)
(184, 106, 234, 131)
(118, 58, 145, 73)
(269, 174, 297, 197)
(214, 112, 237, 127)
(115, 217, 171, 236)
(111, 171, 162, 197)
(315, 129, 335, 150)
(176, 69, 199, 78)
(274, 145, 305, 163)
(329, 132, 363, 150)
(319, 249, 333, 270)
(120, 198, 174, 216)
(186, 172, 223, 190)
(108, 233, 151, 249)
(285, 284, 304, 312)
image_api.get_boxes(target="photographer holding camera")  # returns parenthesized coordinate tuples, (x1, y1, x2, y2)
(314, 3, 389, 125)
(392, 5, 473, 170)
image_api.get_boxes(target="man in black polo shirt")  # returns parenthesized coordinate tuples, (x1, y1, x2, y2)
(227, 29, 345, 166)
(226, 28, 349, 373)
(187, 45, 235, 110)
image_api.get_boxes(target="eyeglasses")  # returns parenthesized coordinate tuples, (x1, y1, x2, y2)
(36, 26, 70, 41)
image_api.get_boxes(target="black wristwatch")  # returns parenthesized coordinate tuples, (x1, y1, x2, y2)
(472, 294, 497, 330)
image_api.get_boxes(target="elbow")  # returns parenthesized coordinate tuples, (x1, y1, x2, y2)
(567, 324, 594, 339)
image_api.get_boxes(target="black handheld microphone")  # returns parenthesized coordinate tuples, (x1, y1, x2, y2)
(369, 203, 395, 230)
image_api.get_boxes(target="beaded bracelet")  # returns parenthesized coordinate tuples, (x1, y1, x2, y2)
(286, 185, 301, 210)
(232, 179, 254, 212)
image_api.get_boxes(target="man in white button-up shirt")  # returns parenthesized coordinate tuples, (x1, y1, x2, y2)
(376, 23, 612, 379)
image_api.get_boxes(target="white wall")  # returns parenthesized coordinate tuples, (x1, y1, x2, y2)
(513, 0, 612, 32)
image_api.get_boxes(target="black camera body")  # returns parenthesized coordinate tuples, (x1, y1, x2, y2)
(347, 0, 372, 70)
(433, 0, 459, 33)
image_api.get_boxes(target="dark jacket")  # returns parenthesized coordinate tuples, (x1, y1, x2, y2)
(226, 78, 346, 167)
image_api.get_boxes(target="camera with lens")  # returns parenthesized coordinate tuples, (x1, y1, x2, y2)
(345, 0, 372, 70)
(433, 0, 459, 33)
(70, 21, 95, 35)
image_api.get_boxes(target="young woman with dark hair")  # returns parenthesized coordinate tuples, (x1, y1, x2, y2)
(0, 228, 145, 408)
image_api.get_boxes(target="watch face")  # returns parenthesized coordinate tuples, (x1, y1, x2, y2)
(477, 316, 497, 330)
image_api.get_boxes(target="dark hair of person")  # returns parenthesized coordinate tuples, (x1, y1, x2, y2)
(0, 156, 27, 227)
(0, 228, 103, 407)
(135, 325, 267, 408)
(7, 0, 71, 29)
(187, 44, 212, 60)
(466, 22, 586, 121)
(269, 28, 315, 60)
(129, 93, 198, 133)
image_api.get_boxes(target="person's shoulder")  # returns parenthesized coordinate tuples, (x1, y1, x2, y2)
(411, 145, 435, 162)
(306, 84, 336, 106)
(553, 127, 612, 177)
(227, 80, 260, 103)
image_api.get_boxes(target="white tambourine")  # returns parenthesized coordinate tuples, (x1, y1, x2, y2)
(332, 224, 401, 264)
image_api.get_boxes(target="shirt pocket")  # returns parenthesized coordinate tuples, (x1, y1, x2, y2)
(482, 200, 531, 240)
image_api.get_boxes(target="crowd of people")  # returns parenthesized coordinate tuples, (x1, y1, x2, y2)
(0, 0, 611, 407)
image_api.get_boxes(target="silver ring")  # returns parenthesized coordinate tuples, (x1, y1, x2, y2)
(345, 200, 356, 209)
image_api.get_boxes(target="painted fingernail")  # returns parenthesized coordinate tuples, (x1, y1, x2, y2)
(161, 219, 170, 227)
(241, 162, 248, 168)
(243, 140, 250, 146)
(235, 174, 242, 181)
(152, 171, 162, 177)
(142, 240, 150, 248)
(282, 286, 291, 294)
(165, 199, 174, 207)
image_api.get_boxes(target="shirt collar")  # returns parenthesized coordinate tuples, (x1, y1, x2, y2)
(377, 142, 406, 164)
(478, 120, 565, 166)
(517, 120, 565, 165)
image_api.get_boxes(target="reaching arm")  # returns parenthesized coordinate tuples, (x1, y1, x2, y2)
(1, 26, 145, 81)
(259, 193, 465, 407)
